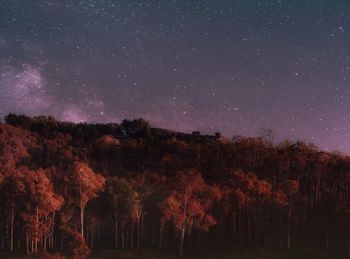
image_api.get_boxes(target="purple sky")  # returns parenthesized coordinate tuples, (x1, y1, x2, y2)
(1, 1, 350, 153)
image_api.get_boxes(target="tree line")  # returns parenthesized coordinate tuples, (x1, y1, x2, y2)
(0, 114, 350, 258)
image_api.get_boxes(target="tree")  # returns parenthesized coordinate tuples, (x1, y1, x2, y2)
(71, 162, 105, 237)
(62, 230, 90, 259)
(105, 177, 134, 249)
(120, 118, 150, 138)
(228, 170, 273, 246)
(20, 168, 63, 254)
(160, 170, 221, 257)
(0, 171, 26, 252)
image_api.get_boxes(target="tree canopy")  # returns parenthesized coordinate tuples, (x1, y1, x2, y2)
(1, 114, 350, 258)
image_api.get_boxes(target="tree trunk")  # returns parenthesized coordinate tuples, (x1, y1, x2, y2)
(280, 234, 283, 249)
(80, 184, 85, 237)
(10, 205, 14, 252)
(90, 230, 94, 248)
(141, 214, 144, 246)
(179, 228, 185, 257)
(115, 215, 118, 249)
(165, 224, 170, 249)
(159, 222, 164, 249)
(60, 237, 64, 251)
(137, 217, 140, 248)
(287, 210, 291, 249)
(131, 227, 134, 249)
(80, 203, 85, 237)
(26, 234, 29, 254)
(51, 213, 55, 249)
(86, 229, 89, 246)
(121, 223, 125, 249)
(35, 205, 39, 253)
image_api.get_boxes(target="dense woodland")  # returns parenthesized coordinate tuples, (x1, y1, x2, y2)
(1, 114, 350, 258)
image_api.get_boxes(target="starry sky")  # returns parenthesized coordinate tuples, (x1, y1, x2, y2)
(1, 0, 350, 153)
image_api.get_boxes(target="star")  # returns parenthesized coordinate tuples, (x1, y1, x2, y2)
(0, 0, 349, 153)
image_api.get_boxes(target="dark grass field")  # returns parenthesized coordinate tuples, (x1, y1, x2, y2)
(87, 247, 349, 259)
(0, 247, 348, 258)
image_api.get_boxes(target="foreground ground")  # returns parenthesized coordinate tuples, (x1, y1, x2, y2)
(0, 247, 348, 258)
(87, 247, 349, 259)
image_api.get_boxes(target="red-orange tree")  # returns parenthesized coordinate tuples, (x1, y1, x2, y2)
(71, 162, 105, 237)
(160, 170, 221, 257)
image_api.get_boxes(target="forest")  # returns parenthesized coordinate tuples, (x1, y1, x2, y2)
(0, 114, 350, 258)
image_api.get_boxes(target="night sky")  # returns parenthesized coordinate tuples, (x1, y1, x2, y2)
(1, 1, 350, 153)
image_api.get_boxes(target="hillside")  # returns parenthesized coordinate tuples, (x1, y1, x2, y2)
(1, 114, 350, 258)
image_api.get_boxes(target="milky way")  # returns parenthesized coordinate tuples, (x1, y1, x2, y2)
(1, 0, 350, 153)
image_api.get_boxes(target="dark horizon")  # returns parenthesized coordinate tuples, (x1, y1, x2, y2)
(2, 113, 348, 157)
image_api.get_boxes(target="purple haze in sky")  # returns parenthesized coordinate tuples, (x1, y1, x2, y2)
(1, 1, 350, 153)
